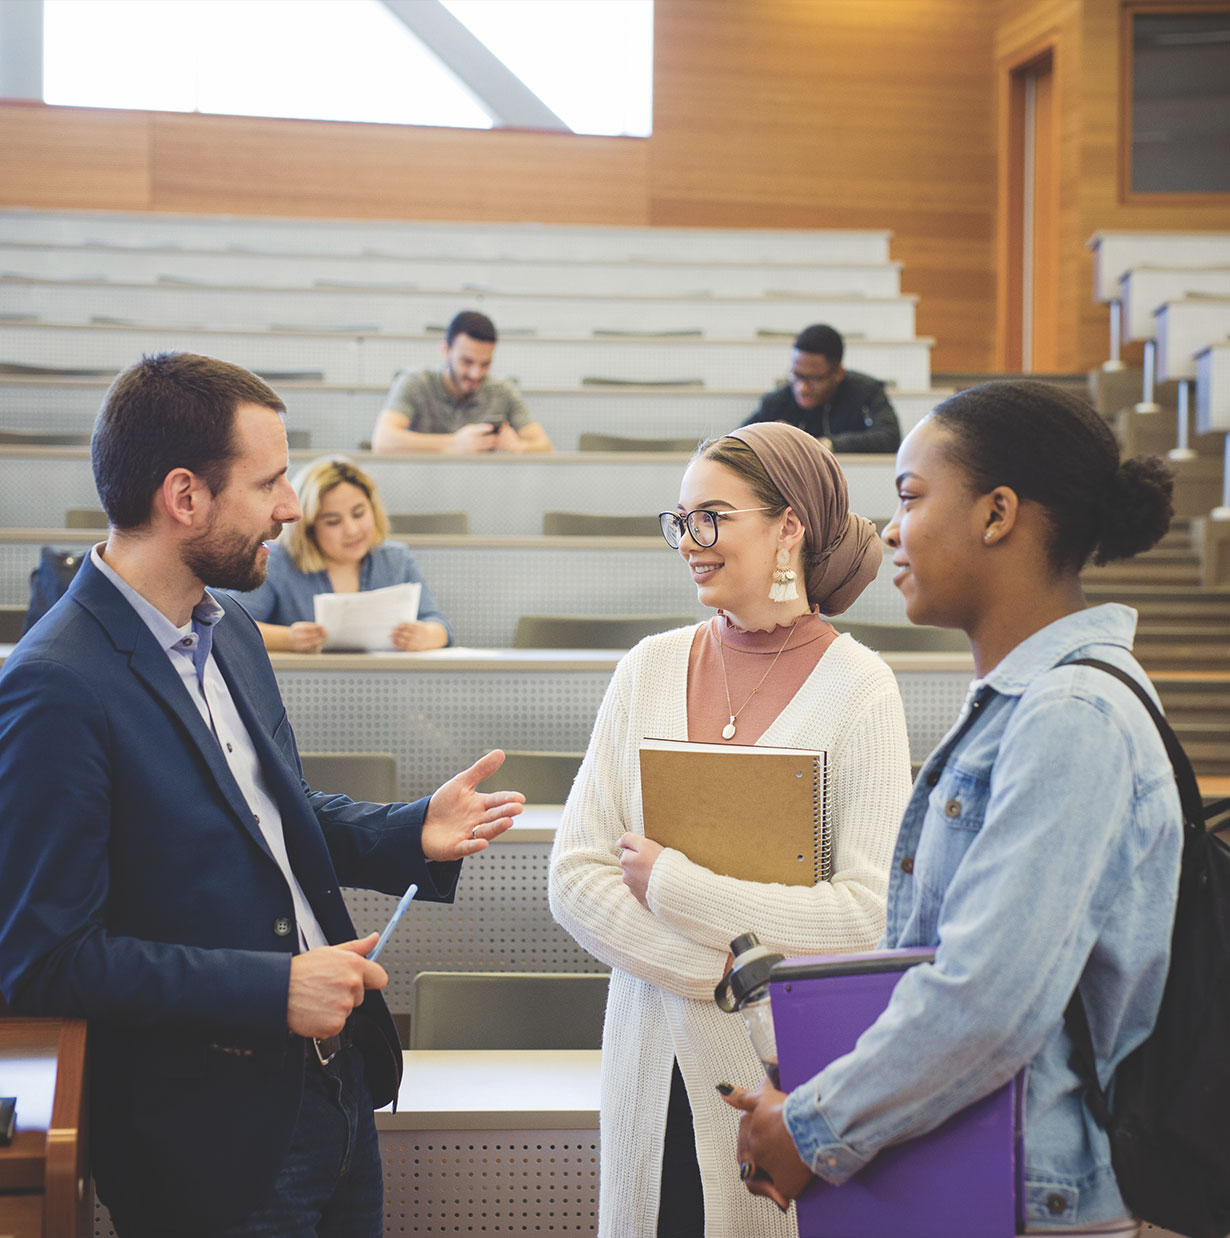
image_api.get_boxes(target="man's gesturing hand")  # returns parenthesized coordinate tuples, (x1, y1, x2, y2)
(287, 933, 387, 1039)
(422, 749, 525, 862)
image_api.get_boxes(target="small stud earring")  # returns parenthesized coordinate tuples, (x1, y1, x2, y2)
(983, 531, 994, 545)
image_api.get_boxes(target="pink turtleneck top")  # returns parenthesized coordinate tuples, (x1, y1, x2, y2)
(686, 609, 839, 745)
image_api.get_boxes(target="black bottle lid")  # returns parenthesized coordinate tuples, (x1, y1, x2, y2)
(714, 932, 785, 1012)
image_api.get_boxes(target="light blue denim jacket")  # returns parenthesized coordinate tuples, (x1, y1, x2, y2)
(782, 604, 1182, 1229)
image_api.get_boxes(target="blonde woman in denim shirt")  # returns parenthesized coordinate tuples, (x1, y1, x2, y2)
(723, 381, 1180, 1235)
(234, 456, 453, 653)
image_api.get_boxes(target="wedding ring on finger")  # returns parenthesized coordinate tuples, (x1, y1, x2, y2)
(471, 826, 480, 840)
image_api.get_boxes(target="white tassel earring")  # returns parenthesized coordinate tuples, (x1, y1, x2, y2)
(769, 547, 799, 602)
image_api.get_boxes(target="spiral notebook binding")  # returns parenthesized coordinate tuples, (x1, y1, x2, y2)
(814, 753, 832, 884)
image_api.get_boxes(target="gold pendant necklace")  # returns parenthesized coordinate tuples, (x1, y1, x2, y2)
(716, 614, 801, 741)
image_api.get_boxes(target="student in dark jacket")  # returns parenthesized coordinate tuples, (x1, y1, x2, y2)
(740, 323, 901, 454)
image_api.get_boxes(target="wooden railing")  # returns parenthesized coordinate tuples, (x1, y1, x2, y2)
(0, 1016, 90, 1238)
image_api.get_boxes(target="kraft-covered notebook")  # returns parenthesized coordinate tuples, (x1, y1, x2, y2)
(638, 738, 829, 885)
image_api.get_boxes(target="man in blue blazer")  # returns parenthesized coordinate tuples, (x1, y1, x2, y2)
(0, 352, 524, 1236)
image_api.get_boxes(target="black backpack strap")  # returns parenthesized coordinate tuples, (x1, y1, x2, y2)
(1062, 657, 1207, 1128)
(1067, 658, 1205, 832)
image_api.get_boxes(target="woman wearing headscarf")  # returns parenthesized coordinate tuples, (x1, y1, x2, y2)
(548, 423, 912, 1238)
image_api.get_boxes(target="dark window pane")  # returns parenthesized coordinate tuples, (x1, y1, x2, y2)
(1131, 11, 1230, 194)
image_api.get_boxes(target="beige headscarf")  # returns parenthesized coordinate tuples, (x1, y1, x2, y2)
(723, 422, 882, 615)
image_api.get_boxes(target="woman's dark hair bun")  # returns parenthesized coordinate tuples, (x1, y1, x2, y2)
(1093, 455, 1174, 565)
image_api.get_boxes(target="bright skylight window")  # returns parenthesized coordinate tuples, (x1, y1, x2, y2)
(42, 0, 653, 136)
(443, 0, 653, 137)
(43, 0, 493, 128)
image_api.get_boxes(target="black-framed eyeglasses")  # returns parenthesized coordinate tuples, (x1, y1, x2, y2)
(658, 507, 772, 549)
(789, 369, 838, 389)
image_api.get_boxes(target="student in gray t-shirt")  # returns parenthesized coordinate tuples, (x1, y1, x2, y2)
(371, 310, 553, 454)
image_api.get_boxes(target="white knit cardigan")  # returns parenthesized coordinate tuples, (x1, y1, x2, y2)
(548, 625, 913, 1238)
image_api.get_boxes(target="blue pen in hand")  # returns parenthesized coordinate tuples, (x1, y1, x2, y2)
(369, 882, 418, 962)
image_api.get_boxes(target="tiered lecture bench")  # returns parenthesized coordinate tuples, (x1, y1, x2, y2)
(0, 375, 946, 451)
(0, 528, 913, 643)
(0, 447, 905, 538)
(0, 320, 934, 392)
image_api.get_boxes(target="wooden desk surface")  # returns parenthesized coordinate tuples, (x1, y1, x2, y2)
(0, 1019, 61, 1191)
(501, 805, 564, 843)
(376, 1049, 601, 1132)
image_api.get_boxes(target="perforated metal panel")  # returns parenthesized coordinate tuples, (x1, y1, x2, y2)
(410, 546, 703, 646)
(92, 1132, 600, 1237)
(276, 667, 612, 798)
(0, 534, 908, 633)
(275, 659, 965, 786)
(92, 1195, 116, 1238)
(341, 840, 601, 1016)
(380, 1132, 599, 1235)
(895, 669, 976, 756)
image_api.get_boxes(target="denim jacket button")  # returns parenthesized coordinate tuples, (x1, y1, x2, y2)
(1046, 1193, 1067, 1215)
(900, 856, 914, 874)
(944, 799, 962, 818)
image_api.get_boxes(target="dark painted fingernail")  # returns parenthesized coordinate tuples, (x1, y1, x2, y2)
(739, 1160, 754, 1182)
(777, 1202, 789, 1213)
(715, 1081, 734, 1095)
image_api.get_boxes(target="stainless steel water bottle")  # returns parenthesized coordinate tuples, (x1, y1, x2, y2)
(714, 931, 785, 1086)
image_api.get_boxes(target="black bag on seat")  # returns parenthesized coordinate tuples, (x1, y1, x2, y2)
(24, 547, 86, 634)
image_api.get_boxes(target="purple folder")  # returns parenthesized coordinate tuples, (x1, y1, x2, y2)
(771, 948, 1023, 1238)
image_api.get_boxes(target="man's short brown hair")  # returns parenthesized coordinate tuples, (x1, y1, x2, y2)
(92, 352, 285, 529)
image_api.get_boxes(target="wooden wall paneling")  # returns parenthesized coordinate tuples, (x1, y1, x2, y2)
(148, 113, 650, 225)
(649, 0, 998, 373)
(0, 103, 153, 210)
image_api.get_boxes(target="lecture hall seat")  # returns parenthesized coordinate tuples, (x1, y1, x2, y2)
(578, 431, 702, 453)
(476, 749, 584, 804)
(299, 751, 397, 803)
(409, 971, 609, 1050)
(834, 620, 971, 654)
(541, 510, 661, 537)
(512, 613, 694, 649)
(388, 511, 471, 535)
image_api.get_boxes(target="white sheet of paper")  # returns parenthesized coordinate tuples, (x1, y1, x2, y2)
(314, 582, 421, 652)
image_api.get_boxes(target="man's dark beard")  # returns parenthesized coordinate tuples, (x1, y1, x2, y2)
(183, 522, 272, 593)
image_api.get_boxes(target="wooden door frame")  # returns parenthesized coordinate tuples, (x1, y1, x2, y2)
(997, 34, 1061, 372)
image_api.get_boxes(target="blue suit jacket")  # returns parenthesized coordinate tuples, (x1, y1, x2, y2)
(0, 556, 459, 1230)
